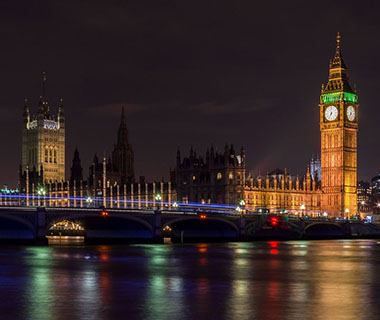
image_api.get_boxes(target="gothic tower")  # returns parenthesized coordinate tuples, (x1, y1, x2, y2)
(320, 33, 358, 217)
(70, 148, 83, 183)
(21, 72, 65, 185)
(111, 107, 135, 184)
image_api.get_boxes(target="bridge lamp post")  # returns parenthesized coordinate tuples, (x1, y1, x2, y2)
(155, 193, 162, 211)
(300, 204, 306, 217)
(172, 201, 179, 209)
(37, 187, 46, 207)
(86, 197, 93, 207)
(238, 199, 246, 214)
(345, 208, 350, 218)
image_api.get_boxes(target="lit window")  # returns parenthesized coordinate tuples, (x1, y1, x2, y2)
(192, 175, 196, 181)
(217, 172, 222, 180)
(54, 149, 57, 163)
(49, 149, 52, 163)
(229, 172, 233, 180)
(45, 147, 48, 163)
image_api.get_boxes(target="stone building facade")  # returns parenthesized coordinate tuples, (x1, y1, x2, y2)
(175, 145, 245, 205)
(19, 72, 65, 194)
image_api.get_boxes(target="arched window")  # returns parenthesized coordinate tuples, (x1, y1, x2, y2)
(49, 148, 53, 163)
(53, 148, 57, 163)
(217, 172, 222, 180)
(229, 172, 233, 180)
(45, 147, 48, 163)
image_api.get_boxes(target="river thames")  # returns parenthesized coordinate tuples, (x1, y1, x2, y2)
(0, 239, 379, 320)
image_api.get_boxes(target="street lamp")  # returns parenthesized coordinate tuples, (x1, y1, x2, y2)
(37, 187, 46, 196)
(238, 199, 246, 214)
(345, 208, 350, 218)
(86, 197, 93, 206)
(37, 187, 46, 206)
(155, 193, 162, 211)
(300, 204, 305, 217)
(172, 201, 179, 209)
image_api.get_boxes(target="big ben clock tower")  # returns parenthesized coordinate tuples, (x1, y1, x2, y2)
(320, 33, 358, 217)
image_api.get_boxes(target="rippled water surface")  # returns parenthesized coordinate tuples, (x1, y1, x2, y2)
(0, 240, 379, 320)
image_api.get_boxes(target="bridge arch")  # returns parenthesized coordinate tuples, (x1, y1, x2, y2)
(47, 213, 154, 239)
(304, 222, 344, 231)
(162, 216, 239, 241)
(0, 212, 36, 239)
(163, 216, 240, 233)
(304, 222, 345, 237)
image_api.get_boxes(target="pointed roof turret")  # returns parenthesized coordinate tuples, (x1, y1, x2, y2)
(23, 99, 29, 117)
(322, 33, 355, 95)
(330, 32, 347, 69)
(41, 71, 47, 99)
(116, 106, 129, 147)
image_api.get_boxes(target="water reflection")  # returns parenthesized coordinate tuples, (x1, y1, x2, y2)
(0, 240, 378, 319)
(24, 247, 54, 320)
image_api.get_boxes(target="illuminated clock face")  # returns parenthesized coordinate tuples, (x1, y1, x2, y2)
(347, 106, 355, 121)
(325, 105, 338, 121)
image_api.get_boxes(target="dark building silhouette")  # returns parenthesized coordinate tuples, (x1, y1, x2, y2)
(89, 107, 135, 188)
(70, 148, 83, 183)
(175, 144, 246, 204)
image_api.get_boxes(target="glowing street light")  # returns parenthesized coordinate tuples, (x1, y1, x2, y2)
(86, 197, 93, 204)
(155, 193, 162, 202)
(239, 199, 246, 207)
(37, 187, 46, 196)
(172, 201, 179, 208)
(345, 208, 350, 215)
(323, 212, 328, 217)
(300, 204, 306, 217)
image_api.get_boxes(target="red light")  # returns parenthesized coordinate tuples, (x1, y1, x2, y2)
(270, 216, 279, 227)
(101, 210, 109, 217)
(199, 214, 207, 220)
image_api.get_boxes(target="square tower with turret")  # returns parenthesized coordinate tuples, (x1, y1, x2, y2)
(20, 73, 65, 186)
(319, 34, 358, 217)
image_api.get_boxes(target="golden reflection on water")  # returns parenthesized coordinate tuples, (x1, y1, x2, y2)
(14, 240, 380, 320)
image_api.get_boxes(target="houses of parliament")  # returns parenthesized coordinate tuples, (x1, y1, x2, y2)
(18, 34, 358, 217)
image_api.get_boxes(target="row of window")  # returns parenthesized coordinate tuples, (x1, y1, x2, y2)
(27, 147, 59, 164)
(248, 194, 305, 202)
(186, 172, 241, 182)
(45, 146, 58, 163)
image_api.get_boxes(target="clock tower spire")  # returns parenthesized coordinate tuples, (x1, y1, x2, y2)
(320, 33, 358, 217)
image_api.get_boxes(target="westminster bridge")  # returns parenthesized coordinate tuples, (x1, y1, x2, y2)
(0, 205, 379, 242)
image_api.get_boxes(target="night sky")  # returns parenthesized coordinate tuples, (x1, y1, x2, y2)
(0, 1, 379, 186)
